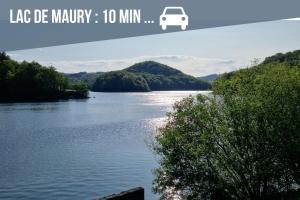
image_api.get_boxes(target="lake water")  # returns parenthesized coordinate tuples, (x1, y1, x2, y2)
(0, 91, 208, 200)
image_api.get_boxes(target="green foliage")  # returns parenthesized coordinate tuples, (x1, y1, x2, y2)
(69, 81, 89, 97)
(0, 52, 11, 62)
(154, 57, 300, 199)
(125, 61, 183, 76)
(0, 52, 88, 102)
(154, 95, 230, 200)
(92, 71, 151, 92)
(140, 73, 210, 91)
(66, 72, 103, 87)
(69, 61, 211, 92)
(126, 61, 211, 91)
(214, 50, 300, 95)
(263, 50, 300, 66)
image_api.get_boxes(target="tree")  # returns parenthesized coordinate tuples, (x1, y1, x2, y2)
(0, 52, 11, 62)
(0, 55, 88, 101)
(70, 81, 89, 97)
(153, 63, 300, 200)
(0, 60, 16, 98)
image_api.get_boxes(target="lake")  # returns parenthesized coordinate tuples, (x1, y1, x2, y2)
(0, 91, 208, 200)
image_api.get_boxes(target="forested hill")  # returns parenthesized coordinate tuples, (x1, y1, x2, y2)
(263, 50, 300, 65)
(66, 71, 103, 87)
(125, 61, 183, 76)
(0, 52, 88, 102)
(198, 74, 219, 83)
(213, 50, 300, 95)
(90, 61, 211, 92)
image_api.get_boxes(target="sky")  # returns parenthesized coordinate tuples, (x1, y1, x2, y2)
(7, 19, 300, 77)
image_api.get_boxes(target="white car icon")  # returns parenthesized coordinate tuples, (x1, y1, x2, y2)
(160, 7, 188, 30)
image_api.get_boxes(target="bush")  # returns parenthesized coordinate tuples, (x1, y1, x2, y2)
(153, 63, 300, 200)
(70, 82, 89, 98)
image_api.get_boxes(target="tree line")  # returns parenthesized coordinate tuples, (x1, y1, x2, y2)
(0, 52, 88, 102)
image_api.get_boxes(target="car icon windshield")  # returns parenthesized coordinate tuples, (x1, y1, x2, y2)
(164, 8, 184, 15)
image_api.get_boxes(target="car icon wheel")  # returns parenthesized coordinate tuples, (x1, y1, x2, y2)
(162, 25, 167, 30)
(181, 25, 186, 30)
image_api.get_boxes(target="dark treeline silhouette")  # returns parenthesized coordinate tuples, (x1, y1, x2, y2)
(0, 52, 88, 102)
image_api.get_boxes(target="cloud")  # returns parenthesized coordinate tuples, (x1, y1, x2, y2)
(284, 18, 300, 21)
(7, 53, 22, 57)
(39, 55, 249, 76)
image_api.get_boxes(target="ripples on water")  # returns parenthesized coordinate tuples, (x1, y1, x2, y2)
(0, 91, 209, 200)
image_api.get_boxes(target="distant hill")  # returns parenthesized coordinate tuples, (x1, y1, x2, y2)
(198, 74, 219, 83)
(91, 71, 150, 92)
(66, 72, 103, 87)
(126, 61, 182, 76)
(90, 61, 211, 92)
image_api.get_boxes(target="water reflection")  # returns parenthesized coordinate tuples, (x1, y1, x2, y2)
(0, 91, 204, 200)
